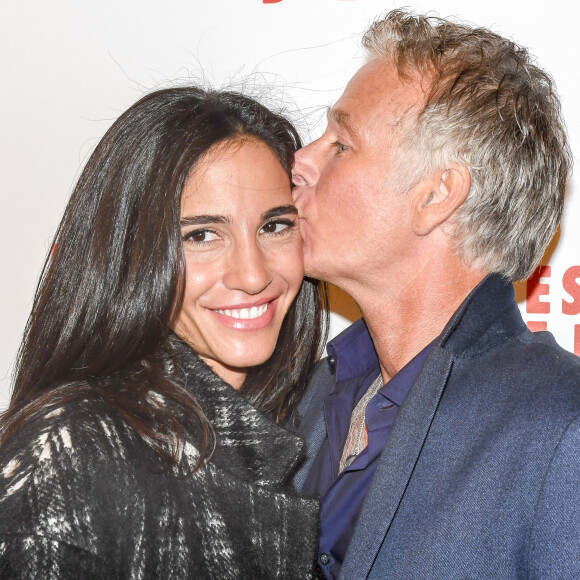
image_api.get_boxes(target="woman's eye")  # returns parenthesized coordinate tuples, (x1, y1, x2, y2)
(183, 229, 219, 244)
(260, 220, 295, 235)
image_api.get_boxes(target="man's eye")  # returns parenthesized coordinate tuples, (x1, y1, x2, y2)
(332, 141, 349, 153)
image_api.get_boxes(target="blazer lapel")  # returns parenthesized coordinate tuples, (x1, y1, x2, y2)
(339, 345, 454, 580)
(293, 359, 336, 491)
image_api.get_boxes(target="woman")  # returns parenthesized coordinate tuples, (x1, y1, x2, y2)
(0, 87, 326, 578)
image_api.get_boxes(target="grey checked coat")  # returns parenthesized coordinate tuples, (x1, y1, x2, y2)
(0, 340, 320, 579)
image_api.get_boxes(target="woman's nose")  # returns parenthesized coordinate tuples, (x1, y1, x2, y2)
(222, 240, 272, 295)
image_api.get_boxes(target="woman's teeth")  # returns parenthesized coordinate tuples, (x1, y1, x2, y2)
(214, 303, 269, 319)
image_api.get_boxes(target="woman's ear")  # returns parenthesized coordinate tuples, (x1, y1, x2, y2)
(411, 164, 471, 236)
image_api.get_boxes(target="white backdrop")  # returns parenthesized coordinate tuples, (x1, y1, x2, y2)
(1, 0, 579, 408)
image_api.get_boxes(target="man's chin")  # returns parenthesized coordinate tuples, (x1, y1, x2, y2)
(304, 262, 334, 284)
(303, 256, 322, 280)
(303, 247, 341, 283)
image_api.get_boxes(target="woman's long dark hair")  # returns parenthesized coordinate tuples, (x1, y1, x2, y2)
(1, 87, 327, 468)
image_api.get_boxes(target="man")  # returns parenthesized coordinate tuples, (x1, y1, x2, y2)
(291, 9, 579, 580)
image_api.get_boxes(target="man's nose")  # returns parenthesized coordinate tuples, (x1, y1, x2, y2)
(222, 240, 272, 295)
(292, 141, 321, 195)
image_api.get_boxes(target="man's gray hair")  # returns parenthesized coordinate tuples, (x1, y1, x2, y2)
(363, 9, 572, 281)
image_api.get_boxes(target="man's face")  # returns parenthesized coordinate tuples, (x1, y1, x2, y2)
(292, 59, 425, 292)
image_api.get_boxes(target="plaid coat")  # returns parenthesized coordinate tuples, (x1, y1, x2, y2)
(0, 341, 320, 579)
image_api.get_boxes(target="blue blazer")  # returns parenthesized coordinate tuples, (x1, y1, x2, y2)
(295, 275, 580, 579)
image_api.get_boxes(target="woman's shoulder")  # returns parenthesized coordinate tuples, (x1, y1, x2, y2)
(2, 396, 131, 462)
(0, 396, 152, 569)
(0, 396, 159, 549)
(0, 397, 143, 506)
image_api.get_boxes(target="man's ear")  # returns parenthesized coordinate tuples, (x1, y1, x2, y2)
(411, 164, 471, 236)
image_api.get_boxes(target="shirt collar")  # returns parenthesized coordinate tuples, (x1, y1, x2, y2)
(327, 318, 433, 405)
(379, 341, 433, 406)
(326, 318, 379, 382)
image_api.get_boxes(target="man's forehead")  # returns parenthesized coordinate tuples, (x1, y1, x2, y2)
(327, 107, 356, 132)
(329, 60, 424, 132)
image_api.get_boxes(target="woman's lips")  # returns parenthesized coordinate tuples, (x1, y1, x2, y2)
(214, 303, 268, 320)
(210, 299, 278, 330)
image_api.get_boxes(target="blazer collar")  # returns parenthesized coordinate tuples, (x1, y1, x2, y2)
(438, 273, 528, 357)
(169, 336, 306, 488)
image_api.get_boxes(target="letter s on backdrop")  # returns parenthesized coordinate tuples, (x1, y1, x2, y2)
(562, 266, 580, 315)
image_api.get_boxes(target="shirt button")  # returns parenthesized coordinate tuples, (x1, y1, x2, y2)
(320, 553, 331, 566)
(327, 356, 336, 374)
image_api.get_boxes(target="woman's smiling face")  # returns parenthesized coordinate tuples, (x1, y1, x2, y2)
(173, 139, 304, 389)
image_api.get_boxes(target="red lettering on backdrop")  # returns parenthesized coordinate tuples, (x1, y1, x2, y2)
(526, 265, 551, 314)
(562, 266, 580, 315)
(524, 265, 580, 348)
(527, 321, 548, 332)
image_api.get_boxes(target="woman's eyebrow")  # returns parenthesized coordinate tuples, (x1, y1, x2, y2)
(180, 215, 231, 227)
(261, 205, 298, 220)
(180, 206, 297, 227)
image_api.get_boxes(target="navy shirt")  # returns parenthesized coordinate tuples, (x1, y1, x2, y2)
(302, 320, 431, 579)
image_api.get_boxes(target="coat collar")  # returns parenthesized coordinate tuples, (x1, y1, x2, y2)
(438, 273, 528, 356)
(169, 336, 306, 489)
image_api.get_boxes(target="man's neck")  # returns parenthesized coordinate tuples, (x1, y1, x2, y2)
(351, 264, 486, 382)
